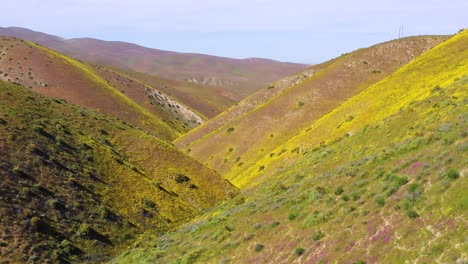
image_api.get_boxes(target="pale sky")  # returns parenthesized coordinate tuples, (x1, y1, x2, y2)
(2, 0, 467, 63)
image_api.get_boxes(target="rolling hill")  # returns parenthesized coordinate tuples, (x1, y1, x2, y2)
(0, 36, 206, 139)
(0, 27, 309, 108)
(175, 36, 448, 181)
(114, 29, 468, 264)
(0, 80, 238, 263)
(107, 67, 238, 118)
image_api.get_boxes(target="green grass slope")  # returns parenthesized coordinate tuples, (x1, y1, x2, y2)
(0, 36, 205, 139)
(113, 31, 467, 263)
(176, 36, 447, 180)
(0, 81, 238, 263)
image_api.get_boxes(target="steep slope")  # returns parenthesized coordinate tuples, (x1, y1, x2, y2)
(176, 36, 447, 180)
(0, 81, 238, 263)
(0, 36, 205, 138)
(108, 67, 238, 118)
(114, 30, 468, 264)
(174, 60, 333, 147)
(0, 27, 308, 100)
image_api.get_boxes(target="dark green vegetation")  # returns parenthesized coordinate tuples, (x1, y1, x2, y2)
(0, 81, 237, 262)
(114, 31, 468, 263)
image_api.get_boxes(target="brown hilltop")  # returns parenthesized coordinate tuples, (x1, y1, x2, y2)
(0, 36, 207, 139)
(0, 27, 309, 111)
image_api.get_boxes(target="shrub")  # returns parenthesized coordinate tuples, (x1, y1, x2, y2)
(342, 194, 350, 202)
(227, 127, 235, 133)
(295, 247, 305, 256)
(312, 230, 324, 241)
(174, 174, 190, 183)
(407, 210, 419, 219)
(351, 192, 361, 201)
(143, 198, 157, 209)
(254, 243, 264, 252)
(447, 169, 459, 180)
(271, 221, 280, 228)
(76, 223, 91, 238)
(288, 213, 297, 221)
(375, 196, 385, 207)
(334, 186, 344, 195)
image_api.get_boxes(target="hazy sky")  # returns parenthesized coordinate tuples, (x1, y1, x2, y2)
(2, 0, 467, 63)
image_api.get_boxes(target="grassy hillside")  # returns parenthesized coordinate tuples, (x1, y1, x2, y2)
(113, 30, 467, 264)
(109, 67, 238, 118)
(0, 36, 205, 139)
(176, 36, 447, 180)
(0, 27, 309, 100)
(174, 62, 325, 148)
(0, 81, 238, 263)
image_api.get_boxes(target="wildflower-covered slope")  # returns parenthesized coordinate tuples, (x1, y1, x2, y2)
(114, 31, 467, 263)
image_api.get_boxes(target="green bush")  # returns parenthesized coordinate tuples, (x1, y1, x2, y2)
(254, 243, 264, 252)
(295, 247, 305, 256)
(271, 221, 280, 228)
(407, 210, 419, 219)
(288, 213, 297, 221)
(312, 230, 324, 241)
(447, 169, 459, 180)
(334, 186, 344, 195)
(375, 196, 385, 207)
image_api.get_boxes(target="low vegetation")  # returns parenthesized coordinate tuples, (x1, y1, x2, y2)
(0, 81, 237, 262)
(114, 30, 467, 263)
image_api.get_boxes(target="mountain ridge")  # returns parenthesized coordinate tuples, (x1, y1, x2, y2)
(0, 26, 308, 97)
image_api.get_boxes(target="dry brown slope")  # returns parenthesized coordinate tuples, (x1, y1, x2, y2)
(0, 27, 309, 101)
(109, 67, 238, 118)
(178, 36, 448, 179)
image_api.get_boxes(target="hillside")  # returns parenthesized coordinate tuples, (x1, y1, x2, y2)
(114, 30, 468, 264)
(0, 36, 205, 139)
(108, 67, 238, 118)
(0, 27, 308, 101)
(176, 36, 448, 180)
(0, 81, 238, 263)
